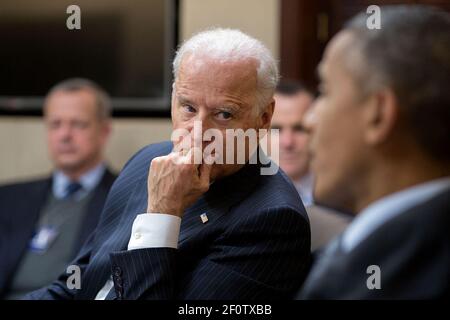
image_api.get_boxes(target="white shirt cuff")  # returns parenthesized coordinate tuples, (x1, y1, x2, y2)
(127, 213, 181, 250)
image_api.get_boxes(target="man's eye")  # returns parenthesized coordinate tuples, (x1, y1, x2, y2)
(183, 105, 196, 113)
(293, 125, 306, 133)
(271, 125, 281, 131)
(216, 111, 232, 120)
(48, 121, 60, 129)
(75, 122, 89, 129)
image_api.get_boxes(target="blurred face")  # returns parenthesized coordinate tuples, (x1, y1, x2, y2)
(171, 55, 273, 180)
(45, 89, 110, 177)
(272, 92, 313, 181)
(305, 31, 371, 212)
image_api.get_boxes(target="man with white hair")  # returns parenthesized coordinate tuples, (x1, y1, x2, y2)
(25, 28, 311, 300)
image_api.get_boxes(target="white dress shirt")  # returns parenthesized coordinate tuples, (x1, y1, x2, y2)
(95, 213, 181, 300)
(341, 177, 450, 253)
(294, 172, 314, 207)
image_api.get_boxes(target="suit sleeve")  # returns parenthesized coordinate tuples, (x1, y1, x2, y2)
(109, 206, 311, 300)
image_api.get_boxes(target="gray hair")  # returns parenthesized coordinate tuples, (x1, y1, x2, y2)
(172, 28, 279, 113)
(343, 5, 450, 161)
(45, 78, 112, 120)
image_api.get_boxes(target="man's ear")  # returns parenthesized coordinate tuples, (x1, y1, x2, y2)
(259, 99, 275, 130)
(364, 88, 399, 145)
(100, 120, 112, 146)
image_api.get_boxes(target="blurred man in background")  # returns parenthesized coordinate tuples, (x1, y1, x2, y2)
(272, 81, 315, 206)
(0, 78, 116, 299)
(298, 5, 450, 299)
(272, 80, 351, 250)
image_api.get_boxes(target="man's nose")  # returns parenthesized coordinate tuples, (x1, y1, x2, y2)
(57, 124, 73, 141)
(280, 130, 295, 149)
(187, 114, 214, 148)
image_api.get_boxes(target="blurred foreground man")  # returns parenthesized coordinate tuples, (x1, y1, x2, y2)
(0, 79, 115, 299)
(26, 29, 310, 300)
(298, 6, 450, 299)
(272, 81, 351, 250)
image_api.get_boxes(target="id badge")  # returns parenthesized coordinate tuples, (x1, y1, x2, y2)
(29, 226, 59, 253)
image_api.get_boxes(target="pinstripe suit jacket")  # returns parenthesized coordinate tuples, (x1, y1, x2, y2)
(26, 141, 311, 300)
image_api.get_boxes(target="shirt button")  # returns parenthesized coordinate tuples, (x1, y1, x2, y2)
(134, 232, 141, 239)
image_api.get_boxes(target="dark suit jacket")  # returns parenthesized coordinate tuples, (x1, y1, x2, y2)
(298, 187, 450, 299)
(25, 141, 311, 300)
(0, 168, 116, 297)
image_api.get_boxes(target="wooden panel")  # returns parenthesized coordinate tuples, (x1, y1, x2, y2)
(280, 0, 450, 91)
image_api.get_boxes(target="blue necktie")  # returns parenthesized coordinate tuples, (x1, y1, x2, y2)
(65, 182, 83, 198)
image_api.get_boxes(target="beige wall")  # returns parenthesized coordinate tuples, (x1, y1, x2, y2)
(0, 0, 280, 184)
(180, 0, 279, 59)
(0, 117, 173, 184)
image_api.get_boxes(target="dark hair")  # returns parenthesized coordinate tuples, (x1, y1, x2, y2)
(275, 79, 312, 96)
(345, 5, 450, 161)
(45, 78, 112, 120)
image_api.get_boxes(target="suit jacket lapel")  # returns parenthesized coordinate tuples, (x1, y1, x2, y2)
(73, 169, 116, 255)
(1, 178, 51, 292)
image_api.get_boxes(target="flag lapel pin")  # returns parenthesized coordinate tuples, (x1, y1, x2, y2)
(200, 213, 209, 224)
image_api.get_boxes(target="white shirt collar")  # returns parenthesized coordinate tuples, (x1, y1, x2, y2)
(341, 176, 450, 252)
(293, 172, 314, 207)
(52, 163, 106, 199)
